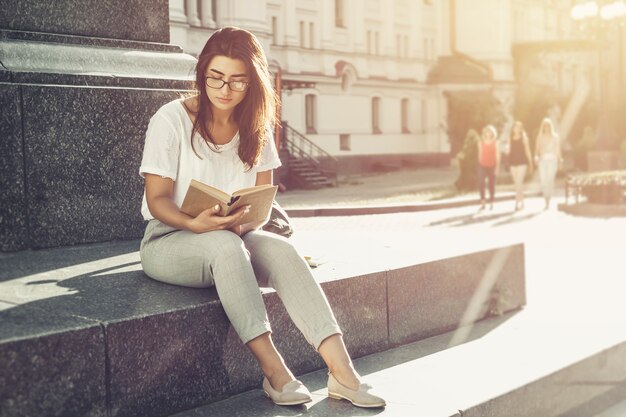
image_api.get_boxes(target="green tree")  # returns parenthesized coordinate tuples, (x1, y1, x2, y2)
(455, 129, 480, 191)
(445, 90, 506, 156)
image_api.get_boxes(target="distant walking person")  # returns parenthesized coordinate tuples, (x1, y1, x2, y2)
(477, 125, 500, 210)
(507, 121, 534, 210)
(535, 118, 562, 209)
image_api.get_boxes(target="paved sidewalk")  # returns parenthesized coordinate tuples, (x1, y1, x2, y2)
(276, 165, 546, 210)
(174, 197, 626, 416)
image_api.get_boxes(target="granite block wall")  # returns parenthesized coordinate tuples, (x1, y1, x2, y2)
(1, 0, 169, 43)
(0, 86, 187, 251)
(0, 84, 28, 251)
(21, 87, 181, 249)
(0, 0, 197, 252)
(388, 244, 526, 346)
(0, 304, 106, 417)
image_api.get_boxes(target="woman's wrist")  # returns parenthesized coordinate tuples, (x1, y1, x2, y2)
(182, 217, 196, 233)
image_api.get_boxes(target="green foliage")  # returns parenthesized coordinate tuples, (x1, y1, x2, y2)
(571, 126, 597, 170)
(575, 126, 597, 152)
(512, 85, 555, 142)
(454, 129, 480, 191)
(445, 91, 506, 156)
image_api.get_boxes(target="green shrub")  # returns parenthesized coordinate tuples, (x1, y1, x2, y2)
(445, 91, 506, 156)
(572, 126, 597, 170)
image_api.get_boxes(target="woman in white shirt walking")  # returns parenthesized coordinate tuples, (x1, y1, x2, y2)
(138, 26, 385, 408)
(534, 118, 562, 209)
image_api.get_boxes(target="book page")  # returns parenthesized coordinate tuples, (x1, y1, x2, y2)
(232, 184, 276, 197)
(188, 179, 231, 202)
(228, 185, 278, 225)
(180, 180, 231, 217)
(180, 180, 278, 225)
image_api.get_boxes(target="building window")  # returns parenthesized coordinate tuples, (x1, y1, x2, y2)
(397, 34, 409, 58)
(340, 134, 351, 150)
(372, 97, 381, 134)
(421, 99, 427, 133)
(305, 94, 317, 134)
(271, 16, 278, 45)
(430, 38, 435, 61)
(309, 22, 314, 49)
(375, 31, 380, 55)
(300, 21, 305, 48)
(404, 35, 409, 58)
(335, 0, 345, 27)
(367, 30, 372, 54)
(396, 34, 401, 57)
(341, 73, 350, 91)
(401, 99, 410, 133)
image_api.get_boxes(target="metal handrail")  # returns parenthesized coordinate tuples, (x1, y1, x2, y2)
(281, 122, 338, 179)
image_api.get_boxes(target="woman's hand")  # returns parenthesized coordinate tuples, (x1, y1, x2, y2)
(187, 204, 250, 234)
(228, 220, 265, 237)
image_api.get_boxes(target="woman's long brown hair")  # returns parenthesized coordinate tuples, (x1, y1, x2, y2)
(187, 26, 277, 169)
(509, 121, 528, 142)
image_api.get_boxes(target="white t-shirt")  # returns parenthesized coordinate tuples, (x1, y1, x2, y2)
(139, 98, 281, 220)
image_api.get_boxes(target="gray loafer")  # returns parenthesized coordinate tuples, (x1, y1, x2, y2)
(327, 373, 386, 408)
(262, 377, 312, 406)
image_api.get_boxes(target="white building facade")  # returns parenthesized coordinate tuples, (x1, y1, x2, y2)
(169, 0, 585, 173)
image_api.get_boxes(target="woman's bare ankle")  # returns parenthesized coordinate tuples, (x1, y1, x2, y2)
(264, 367, 295, 391)
(329, 364, 361, 391)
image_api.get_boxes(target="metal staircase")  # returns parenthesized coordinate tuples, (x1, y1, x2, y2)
(280, 122, 338, 189)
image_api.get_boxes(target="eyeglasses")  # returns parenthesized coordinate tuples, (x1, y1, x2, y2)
(205, 76, 249, 92)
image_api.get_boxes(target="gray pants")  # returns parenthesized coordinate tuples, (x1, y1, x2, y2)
(538, 156, 558, 200)
(140, 220, 342, 349)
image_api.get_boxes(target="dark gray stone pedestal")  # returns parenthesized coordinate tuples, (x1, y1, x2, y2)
(0, 240, 526, 417)
(0, 0, 197, 252)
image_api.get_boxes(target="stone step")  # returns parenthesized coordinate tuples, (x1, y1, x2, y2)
(289, 166, 318, 173)
(168, 310, 626, 417)
(286, 160, 312, 167)
(0, 241, 525, 417)
(292, 171, 320, 177)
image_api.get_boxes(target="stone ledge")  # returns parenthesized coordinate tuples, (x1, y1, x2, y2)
(458, 339, 626, 416)
(559, 202, 626, 218)
(1, 39, 196, 85)
(0, 0, 170, 43)
(1, 29, 183, 52)
(0, 240, 525, 417)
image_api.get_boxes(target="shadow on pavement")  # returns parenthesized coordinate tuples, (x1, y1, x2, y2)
(425, 211, 514, 228)
(304, 310, 521, 393)
(492, 211, 542, 227)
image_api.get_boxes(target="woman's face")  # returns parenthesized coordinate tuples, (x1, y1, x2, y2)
(542, 123, 551, 134)
(204, 55, 249, 113)
(483, 128, 494, 141)
(513, 122, 523, 136)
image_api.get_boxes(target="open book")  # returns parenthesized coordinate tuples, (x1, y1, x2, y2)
(181, 179, 278, 226)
